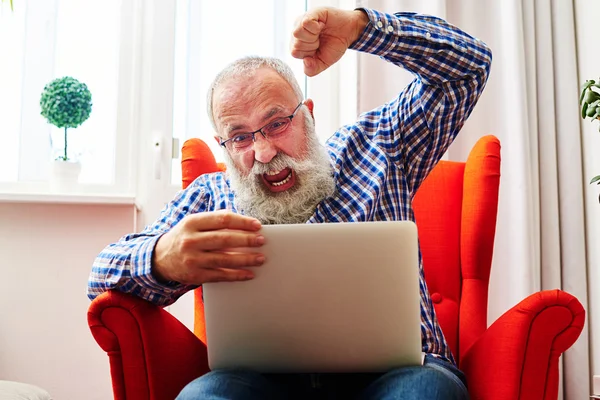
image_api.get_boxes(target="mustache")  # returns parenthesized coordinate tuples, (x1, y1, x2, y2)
(250, 152, 313, 175)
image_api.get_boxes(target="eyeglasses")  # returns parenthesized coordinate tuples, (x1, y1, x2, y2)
(219, 103, 303, 153)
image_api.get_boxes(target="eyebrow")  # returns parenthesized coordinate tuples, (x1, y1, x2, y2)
(225, 106, 286, 136)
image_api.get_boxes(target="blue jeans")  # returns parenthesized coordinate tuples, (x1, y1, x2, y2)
(176, 354, 469, 400)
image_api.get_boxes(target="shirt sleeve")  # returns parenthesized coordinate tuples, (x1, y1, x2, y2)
(86, 183, 209, 307)
(349, 8, 492, 194)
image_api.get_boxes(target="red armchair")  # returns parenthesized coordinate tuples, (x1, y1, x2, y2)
(88, 135, 585, 400)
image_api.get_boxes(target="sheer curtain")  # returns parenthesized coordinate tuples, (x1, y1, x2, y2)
(356, 1, 595, 398)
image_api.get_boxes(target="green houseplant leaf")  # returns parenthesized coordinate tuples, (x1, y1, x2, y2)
(580, 80, 595, 103)
(580, 78, 600, 201)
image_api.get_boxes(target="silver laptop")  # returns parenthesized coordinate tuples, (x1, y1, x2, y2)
(203, 221, 422, 373)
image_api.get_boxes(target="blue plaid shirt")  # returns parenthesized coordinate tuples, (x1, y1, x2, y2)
(88, 9, 492, 364)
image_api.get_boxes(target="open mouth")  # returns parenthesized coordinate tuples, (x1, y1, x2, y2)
(261, 167, 296, 192)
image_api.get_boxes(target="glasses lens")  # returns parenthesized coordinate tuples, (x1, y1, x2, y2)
(230, 134, 254, 151)
(263, 118, 290, 137)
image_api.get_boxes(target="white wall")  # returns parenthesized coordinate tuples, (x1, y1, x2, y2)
(0, 202, 135, 400)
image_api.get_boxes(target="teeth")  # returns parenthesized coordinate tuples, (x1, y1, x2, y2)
(271, 171, 292, 187)
(267, 169, 283, 176)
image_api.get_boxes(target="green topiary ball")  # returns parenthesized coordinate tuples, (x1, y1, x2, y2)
(40, 76, 93, 129)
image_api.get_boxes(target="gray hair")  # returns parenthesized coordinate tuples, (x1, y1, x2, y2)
(206, 56, 304, 131)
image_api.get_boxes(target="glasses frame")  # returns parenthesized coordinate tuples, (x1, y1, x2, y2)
(219, 102, 304, 152)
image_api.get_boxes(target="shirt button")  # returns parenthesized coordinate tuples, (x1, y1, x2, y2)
(387, 25, 394, 33)
(377, 20, 383, 28)
(426, 31, 432, 38)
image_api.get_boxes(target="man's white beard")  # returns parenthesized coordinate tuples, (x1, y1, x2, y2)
(224, 114, 336, 225)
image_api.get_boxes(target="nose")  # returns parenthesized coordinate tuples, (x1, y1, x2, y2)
(252, 134, 277, 164)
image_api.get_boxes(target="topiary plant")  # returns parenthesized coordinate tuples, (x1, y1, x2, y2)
(579, 79, 600, 190)
(40, 76, 92, 161)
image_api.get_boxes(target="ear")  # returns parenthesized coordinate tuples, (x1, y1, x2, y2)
(303, 98, 315, 119)
(213, 135, 221, 145)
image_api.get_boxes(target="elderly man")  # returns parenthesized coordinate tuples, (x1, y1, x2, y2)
(88, 5, 491, 400)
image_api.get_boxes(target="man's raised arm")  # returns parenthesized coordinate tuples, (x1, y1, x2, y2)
(291, 7, 492, 194)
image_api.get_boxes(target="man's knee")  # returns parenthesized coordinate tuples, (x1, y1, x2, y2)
(362, 365, 469, 400)
(420, 366, 468, 399)
(176, 369, 274, 400)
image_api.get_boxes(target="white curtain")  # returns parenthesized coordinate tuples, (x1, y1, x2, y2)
(356, 0, 597, 398)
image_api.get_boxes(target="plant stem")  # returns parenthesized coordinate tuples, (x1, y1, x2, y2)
(64, 127, 68, 161)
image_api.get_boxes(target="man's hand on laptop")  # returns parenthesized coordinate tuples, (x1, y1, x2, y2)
(290, 7, 368, 77)
(151, 211, 265, 285)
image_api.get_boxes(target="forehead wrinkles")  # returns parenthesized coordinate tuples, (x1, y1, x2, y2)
(214, 69, 295, 119)
(216, 90, 293, 135)
(219, 102, 284, 135)
(216, 73, 279, 108)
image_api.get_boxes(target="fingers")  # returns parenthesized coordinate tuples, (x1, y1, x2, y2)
(291, 14, 326, 60)
(176, 250, 263, 284)
(192, 231, 265, 251)
(291, 48, 319, 60)
(290, 37, 319, 60)
(303, 57, 325, 77)
(177, 251, 263, 283)
(290, 37, 319, 55)
(202, 251, 265, 269)
(200, 268, 255, 283)
(293, 16, 323, 42)
(187, 210, 261, 232)
(302, 16, 324, 35)
(170, 210, 270, 286)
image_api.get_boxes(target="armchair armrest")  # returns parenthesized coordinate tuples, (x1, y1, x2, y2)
(88, 291, 210, 400)
(460, 289, 585, 400)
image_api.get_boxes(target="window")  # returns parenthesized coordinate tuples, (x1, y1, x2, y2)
(0, 0, 355, 203)
(0, 1, 25, 183)
(0, 0, 134, 192)
(170, 0, 308, 185)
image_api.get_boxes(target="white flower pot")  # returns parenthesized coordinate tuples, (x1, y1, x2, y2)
(50, 160, 82, 192)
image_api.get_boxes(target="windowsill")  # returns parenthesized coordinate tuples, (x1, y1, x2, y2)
(0, 191, 136, 206)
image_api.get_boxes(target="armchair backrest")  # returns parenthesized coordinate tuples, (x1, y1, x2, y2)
(181, 135, 501, 365)
(181, 138, 226, 190)
(412, 135, 501, 364)
(180, 138, 224, 345)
